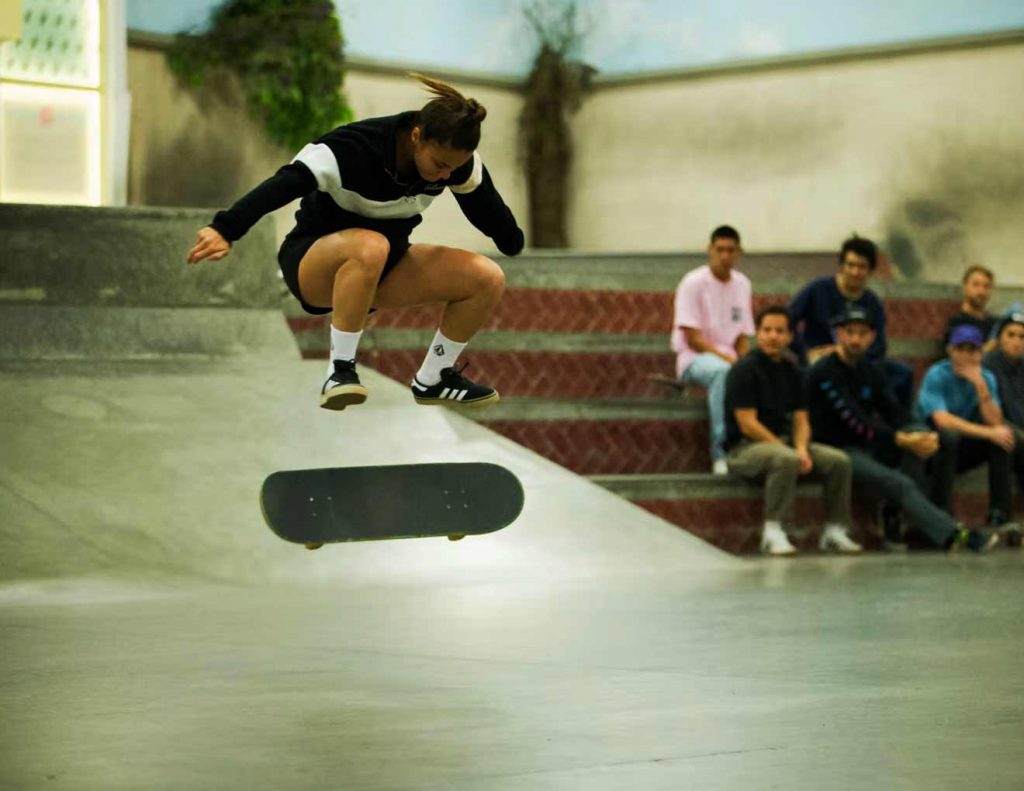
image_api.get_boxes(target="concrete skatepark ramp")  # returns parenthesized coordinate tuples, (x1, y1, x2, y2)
(0, 310, 733, 587)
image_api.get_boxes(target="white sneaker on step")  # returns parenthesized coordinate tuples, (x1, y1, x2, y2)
(819, 525, 863, 553)
(712, 459, 728, 475)
(761, 526, 797, 555)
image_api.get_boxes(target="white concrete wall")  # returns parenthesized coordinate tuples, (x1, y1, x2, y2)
(571, 39, 1024, 282)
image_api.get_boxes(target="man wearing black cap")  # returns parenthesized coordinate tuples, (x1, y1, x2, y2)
(915, 323, 1016, 546)
(983, 308, 1024, 540)
(805, 305, 985, 550)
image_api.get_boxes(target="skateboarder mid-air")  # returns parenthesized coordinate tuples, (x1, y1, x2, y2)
(187, 73, 525, 411)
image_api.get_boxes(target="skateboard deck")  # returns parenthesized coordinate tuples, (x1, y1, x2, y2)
(260, 462, 524, 545)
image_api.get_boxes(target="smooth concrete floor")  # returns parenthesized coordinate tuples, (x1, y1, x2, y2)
(3, 552, 1022, 791)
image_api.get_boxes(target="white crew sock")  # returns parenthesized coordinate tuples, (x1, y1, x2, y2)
(327, 326, 362, 376)
(415, 329, 467, 386)
(763, 520, 783, 532)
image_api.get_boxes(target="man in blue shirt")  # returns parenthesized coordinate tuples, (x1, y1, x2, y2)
(789, 235, 914, 407)
(916, 323, 1016, 539)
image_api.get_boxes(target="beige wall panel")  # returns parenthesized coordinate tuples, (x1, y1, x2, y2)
(571, 43, 1024, 281)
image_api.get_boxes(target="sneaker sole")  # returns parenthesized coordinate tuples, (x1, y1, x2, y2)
(820, 542, 863, 554)
(319, 385, 369, 411)
(819, 536, 864, 554)
(760, 545, 797, 556)
(413, 392, 500, 409)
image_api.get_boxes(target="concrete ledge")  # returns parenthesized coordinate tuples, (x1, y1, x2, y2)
(473, 397, 705, 422)
(0, 204, 281, 308)
(498, 252, 836, 291)
(590, 468, 992, 501)
(0, 305, 300, 360)
(363, 329, 671, 354)
(496, 253, 1024, 295)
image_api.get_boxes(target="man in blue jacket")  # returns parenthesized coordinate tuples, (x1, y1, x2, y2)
(789, 235, 914, 407)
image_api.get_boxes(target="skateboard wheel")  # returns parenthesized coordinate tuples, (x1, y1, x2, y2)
(447, 534, 466, 542)
(304, 542, 324, 550)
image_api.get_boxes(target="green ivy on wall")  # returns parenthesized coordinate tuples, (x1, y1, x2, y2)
(168, 0, 353, 152)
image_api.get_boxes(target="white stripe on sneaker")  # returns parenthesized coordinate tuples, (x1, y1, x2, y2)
(411, 379, 428, 392)
(456, 389, 467, 401)
(440, 387, 451, 399)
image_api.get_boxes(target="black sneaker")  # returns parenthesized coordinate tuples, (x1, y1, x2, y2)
(948, 525, 999, 554)
(987, 511, 1022, 548)
(411, 362, 499, 408)
(319, 360, 368, 411)
(880, 505, 907, 552)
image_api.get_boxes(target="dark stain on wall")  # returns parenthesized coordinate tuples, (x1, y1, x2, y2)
(131, 67, 285, 209)
(884, 138, 1024, 281)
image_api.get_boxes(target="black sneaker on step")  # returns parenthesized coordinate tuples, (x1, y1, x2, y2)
(987, 511, 1022, 547)
(319, 360, 368, 411)
(947, 525, 999, 554)
(411, 362, 499, 408)
(880, 505, 907, 552)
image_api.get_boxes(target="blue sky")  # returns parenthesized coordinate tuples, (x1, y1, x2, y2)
(126, 0, 1024, 75)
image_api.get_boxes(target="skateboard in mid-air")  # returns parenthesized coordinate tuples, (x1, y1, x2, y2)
(259, 462, 524, 549)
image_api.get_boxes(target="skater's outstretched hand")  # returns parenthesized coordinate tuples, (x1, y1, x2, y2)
(187, 226, 231, 264)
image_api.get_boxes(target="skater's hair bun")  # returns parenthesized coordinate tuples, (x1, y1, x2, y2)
(411, 72, 487, 151)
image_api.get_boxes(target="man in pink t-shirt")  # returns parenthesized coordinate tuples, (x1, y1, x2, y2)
(672, 225, 755, 473)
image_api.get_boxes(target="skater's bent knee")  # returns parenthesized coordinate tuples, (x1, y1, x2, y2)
(472, 255, 505, 295)
(347, 231, 390, 270)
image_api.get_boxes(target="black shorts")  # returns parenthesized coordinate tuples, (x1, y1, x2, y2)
(277, 230, 412, 316)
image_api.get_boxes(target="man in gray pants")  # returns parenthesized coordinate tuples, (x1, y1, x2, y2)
(724, 305, 859, 555)
(806, 305, 996, 553)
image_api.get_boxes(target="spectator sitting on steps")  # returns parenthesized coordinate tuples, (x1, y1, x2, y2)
(983, 307, 1024, 545)
(915, 323, 1015, 547)
(943, 265, 997, 353)
(788, 235, 914, 408)
(671, 225, 754, 476)
(806, 304, 993, 553)
(724, 305, 860, 555)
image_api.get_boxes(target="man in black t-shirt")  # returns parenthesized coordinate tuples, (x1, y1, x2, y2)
(805, 305, 993, 552)
(724, 306, 858, 555)
(942, 265, 997, 352)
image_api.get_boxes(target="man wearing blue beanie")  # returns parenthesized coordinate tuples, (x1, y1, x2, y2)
(915, 324, 1015, 548)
